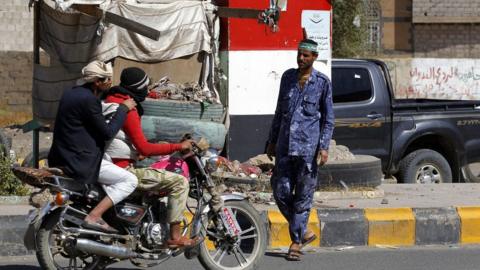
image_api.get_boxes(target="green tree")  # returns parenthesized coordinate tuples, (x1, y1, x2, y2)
(332, 0, 369, 58)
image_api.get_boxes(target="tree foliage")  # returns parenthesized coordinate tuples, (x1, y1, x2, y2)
(332, 0, 368, 58)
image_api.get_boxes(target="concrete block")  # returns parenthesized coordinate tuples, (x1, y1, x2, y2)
(268, 210, 320, 248)
(318, 209, 367, 247)
(0, 215, 32, 256)
(457, 206, 480, 244)
(365, 208, 415, 246)
(413, 207, 460, 245)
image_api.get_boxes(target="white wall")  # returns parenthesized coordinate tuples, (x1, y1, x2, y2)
(227, 50, 331, 115)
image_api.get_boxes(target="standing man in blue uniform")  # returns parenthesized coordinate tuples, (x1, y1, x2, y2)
(266, 39, 334, 261)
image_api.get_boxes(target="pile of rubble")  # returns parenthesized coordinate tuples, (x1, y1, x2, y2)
(211, 140, 357, 204)
(148, 76, 220, 104)
(212, 140, 355, 180)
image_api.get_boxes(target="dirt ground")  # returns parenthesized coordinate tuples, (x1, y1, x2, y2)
(3, 127, 52, 162)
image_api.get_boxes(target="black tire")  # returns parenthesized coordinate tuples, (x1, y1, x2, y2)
(318, 155, 382, 188)
(0, 128, 11, 158)
(142, 99, 225, 122)
(198, 200, 267, 270)
(21, 148, 50, 168)
(398, 149, 452, 184)
(36, 209, 104, 270)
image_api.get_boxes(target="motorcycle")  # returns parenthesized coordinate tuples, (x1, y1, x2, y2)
(14, 143, 267, 270)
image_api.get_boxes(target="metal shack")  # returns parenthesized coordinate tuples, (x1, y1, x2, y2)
(30, 0, 331, 163)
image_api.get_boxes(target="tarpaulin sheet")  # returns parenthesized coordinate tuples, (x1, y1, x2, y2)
(34, 0, 213, 124)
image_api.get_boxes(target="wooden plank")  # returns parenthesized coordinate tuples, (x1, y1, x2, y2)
(71, 4, 160, 40)
(217, 7, 261, 19)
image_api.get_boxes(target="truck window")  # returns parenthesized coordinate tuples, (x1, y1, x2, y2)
(332, 68, 373, 103)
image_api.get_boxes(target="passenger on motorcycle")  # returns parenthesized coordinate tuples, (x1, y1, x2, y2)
(48, 60, 137, 234)
(100, 67, 201, 248)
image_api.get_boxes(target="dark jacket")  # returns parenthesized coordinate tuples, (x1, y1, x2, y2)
(48, 85, 128, 184)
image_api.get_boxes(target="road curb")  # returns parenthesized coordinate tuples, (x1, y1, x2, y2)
(3, 206, 480, 256)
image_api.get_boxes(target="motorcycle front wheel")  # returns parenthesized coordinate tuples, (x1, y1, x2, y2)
(198, 200, 267, 270)
(36, 209, 105, 270)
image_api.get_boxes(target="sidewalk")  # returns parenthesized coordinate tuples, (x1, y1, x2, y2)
(2, 183, 480, 256)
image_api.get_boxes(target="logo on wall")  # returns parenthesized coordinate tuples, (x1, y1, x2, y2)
(301, 10, 331, 61)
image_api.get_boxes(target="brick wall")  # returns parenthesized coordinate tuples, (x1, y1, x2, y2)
(414, 24, 480, 58)
(380, 0, 413, 53)
(0, 0, 33, 113)
(0, 0, 33, 51)
(0, 52, 33, 111)
(413, 0, 480, 17)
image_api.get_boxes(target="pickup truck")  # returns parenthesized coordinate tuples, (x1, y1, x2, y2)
(331, 59, 480, 184)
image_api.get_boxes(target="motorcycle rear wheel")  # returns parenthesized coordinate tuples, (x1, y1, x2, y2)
(198, 200, 267, 270)
(36, 209, 105, 270)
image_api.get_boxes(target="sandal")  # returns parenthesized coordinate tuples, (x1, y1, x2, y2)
(167, 236, 203, 249)
(301, 230, 317, 248)
(82, 218, 118, 234)
(286, 248, 302, 261)
(286, 243, 303, 261)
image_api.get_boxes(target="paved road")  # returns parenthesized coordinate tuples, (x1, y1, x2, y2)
(2, 245, 480, 270)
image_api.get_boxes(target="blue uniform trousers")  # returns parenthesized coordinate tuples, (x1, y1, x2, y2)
(270, 155, 318, 243)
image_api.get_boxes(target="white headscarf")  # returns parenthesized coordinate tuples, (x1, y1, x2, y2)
(76, 60, 113, 85)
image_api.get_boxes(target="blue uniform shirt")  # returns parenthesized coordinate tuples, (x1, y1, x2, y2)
(268, 68, 334, 159)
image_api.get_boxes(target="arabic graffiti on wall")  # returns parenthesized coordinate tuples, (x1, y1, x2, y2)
(384, 58, 480, 100)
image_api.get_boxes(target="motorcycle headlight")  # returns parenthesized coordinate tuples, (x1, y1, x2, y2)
(205, 156, 220, 173)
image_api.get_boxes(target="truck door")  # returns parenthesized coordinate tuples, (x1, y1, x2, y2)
(332, 61, 390, 165)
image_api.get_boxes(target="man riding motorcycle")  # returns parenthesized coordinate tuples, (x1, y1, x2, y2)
(48, 60, 137, 234)
(100, 67, 201, 248)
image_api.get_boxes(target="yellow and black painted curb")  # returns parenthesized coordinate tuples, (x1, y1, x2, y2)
(267, 207, 477, 248)
(2, 206, 480, 256)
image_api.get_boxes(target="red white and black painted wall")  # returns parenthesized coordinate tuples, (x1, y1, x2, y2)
(219, 0, 332, 161)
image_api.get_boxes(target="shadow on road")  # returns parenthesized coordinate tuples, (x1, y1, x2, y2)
(265, 251, 288, 258)
(0, 266, 137, 270)
(0, 266, 39, 270)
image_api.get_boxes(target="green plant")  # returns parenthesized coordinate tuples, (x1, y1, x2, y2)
(0, 156, 30, 196)
(332, 0, 369, 58)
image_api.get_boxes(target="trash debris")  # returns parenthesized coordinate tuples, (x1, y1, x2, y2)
(381, 198, 389, 204)
(248, 192, 273, 204)
(335, 246, 355, 251)
(149, 76, 220, 104)
(246, 154, 275, 172)
(339, 180, 349, 192)
(375, 244, 399, 249)
(29, 188, 54, 208)
(327, 140, 356, 162)
(364, 190, 376, 198)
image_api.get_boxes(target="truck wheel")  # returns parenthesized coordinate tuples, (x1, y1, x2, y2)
(398, 149, 452, 184)
(317, 155, 383, 188)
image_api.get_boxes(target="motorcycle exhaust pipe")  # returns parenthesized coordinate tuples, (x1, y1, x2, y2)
(76, 239, 136, 259)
